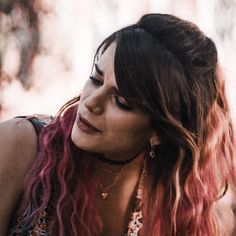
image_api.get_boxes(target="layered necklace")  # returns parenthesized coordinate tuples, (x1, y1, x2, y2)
(97, 165, 126, 199)
(94, 152, 145, 199)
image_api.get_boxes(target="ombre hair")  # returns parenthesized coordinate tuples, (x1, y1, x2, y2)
(15, 14, 235, 235)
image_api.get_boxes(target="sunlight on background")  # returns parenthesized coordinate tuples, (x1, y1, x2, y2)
(0, 0, 236, 121)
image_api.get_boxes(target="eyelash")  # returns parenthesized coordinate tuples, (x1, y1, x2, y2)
(114, 96, 132, 111)
(89, 76, 132, 111)
(89, 76, 102, 86)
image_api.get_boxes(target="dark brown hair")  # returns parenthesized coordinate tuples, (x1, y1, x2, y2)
(13, 13, 235, 236)
(97, 13, 236, 235)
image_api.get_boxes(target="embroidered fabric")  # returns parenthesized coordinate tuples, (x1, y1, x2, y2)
(125, 166, 145, 236)
(8, 115, 145, 236)
(9, 170, 145, 236)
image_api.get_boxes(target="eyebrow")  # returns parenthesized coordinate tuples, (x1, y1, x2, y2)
(94, 63, 104, 77)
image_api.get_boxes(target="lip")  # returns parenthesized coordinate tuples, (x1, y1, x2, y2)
(76, 115, 101, 133)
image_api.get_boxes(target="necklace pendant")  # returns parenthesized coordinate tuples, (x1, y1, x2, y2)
(101, 192, 108, 199)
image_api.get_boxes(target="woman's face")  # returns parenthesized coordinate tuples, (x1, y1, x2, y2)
(71, 43, 155, 161)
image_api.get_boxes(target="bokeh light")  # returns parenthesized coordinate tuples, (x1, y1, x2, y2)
(0, 0, 236, 122)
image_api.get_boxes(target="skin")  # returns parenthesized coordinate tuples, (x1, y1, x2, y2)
(71, 43, 157, 162)
(0, 42, 235, 235)
(0, 43, 158, 236)
(71, 42, 158, 235)
(0, 118, 38, 235)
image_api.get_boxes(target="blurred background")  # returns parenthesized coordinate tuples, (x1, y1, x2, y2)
(0, 0, 236, 121)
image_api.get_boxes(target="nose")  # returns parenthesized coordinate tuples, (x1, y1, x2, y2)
(84, 89, 105, 115)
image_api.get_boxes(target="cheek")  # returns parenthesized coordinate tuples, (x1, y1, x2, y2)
(80, 78, 98, 103)
(106, 114, 151, 145)
(77, 83, 93, 113)
(80, 81, 91, 101)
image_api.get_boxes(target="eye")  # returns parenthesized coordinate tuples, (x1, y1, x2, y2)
(89, 76, 102, 86)
(114, 96, 132, 111)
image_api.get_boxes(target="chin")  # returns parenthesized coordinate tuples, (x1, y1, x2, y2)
(71, 123, 96, 152)
(71, 123, 81, 146)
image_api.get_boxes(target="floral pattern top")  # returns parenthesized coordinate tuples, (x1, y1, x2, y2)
(125, 167, 145, 236)
(8, 115, 145, 236)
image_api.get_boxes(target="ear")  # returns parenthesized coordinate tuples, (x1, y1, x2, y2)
(149, 131, 159, 145)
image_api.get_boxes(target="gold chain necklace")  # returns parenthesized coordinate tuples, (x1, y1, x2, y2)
(97, 165, 123, 175)
(99, 166, 125, 199)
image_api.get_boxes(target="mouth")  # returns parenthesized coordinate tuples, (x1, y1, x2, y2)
(76, 115, 101, 133)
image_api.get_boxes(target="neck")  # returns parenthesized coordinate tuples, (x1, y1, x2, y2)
(94, 152, 145, 201)
(94, 152, 146, 235)
(95, 152, 145, 177)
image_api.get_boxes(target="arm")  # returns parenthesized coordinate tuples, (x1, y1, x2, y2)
(0, 118, 38, 235)
(215, 185, 236, 235)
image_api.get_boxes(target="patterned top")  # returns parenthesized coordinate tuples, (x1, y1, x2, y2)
(8, 115, 145, 236)
(125, 167, 145, 236)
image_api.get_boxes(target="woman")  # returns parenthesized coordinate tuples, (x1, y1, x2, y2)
(0, 13, 235, 236)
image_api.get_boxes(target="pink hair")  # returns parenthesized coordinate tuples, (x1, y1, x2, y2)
(17, 97, 103, 235)
(15, 73, 236, 235)
(144, 68, 236, 236)
(14, 18, 236, 233)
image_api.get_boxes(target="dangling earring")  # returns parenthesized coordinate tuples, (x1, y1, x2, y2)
(149, 133, 159, 159)
(149, 143, 157, 159)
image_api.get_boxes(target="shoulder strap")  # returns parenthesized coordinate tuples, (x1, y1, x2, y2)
(15, 115, 53, 137)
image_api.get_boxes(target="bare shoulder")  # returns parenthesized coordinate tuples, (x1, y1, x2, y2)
(0, 117, 38, 235)
(0, 117, 38, 168)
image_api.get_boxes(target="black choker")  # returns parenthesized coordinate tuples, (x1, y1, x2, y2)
(94, 154, 138, 166)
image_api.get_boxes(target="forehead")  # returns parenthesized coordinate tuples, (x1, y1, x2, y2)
(95, 42, 151, 114)
(96, 43, 116, 77)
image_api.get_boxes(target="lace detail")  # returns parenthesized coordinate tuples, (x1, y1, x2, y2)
(8, 209, 50, 236)
(31, 114, 54, 126)
(29, 209, 49, 236)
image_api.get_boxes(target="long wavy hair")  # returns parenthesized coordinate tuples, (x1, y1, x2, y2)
(15, 14, 235, 235)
